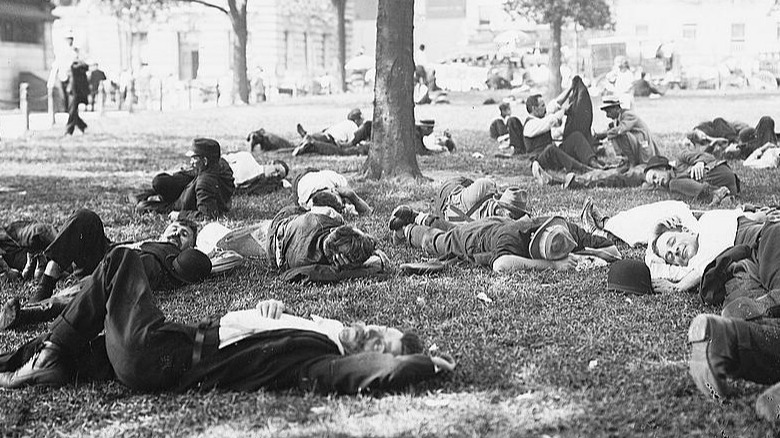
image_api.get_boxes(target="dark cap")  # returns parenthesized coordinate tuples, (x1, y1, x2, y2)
(169, 248, 212, 284)
(644, 155, 672, 174)
(140, 243, 212, 284)
(186, 138, 221, 159)
(347, 108, 363, 121)
(607, 260, 654, 295)
(416, 119, 436, 128)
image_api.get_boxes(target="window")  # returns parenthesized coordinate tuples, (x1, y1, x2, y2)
(478, 6, 492, 26)
(635, 25, 648, 37)
(0, 19, 42, 44)
(682, 24, 696, 40)
(731, 23, 745, 42)
(283, 31, 291, 70)
(776, 23, 780, 40)
(321, 34, 328, 69)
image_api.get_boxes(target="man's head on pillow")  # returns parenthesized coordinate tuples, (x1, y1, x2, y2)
(650, 219, 699, 267)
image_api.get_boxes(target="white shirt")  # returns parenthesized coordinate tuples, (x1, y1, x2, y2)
(218, 311, 346, 353)
(296, 170, 349, 209)
(645, 209, 741, 281)
(325, 120, 359, 144)
(523, 100, 565, 139)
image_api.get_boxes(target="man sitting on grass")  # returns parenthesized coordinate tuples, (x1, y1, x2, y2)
(488, 102, 525, 154)
(293, 169, 372, 217)
(0, 248, 454, 393)
(133, 138, 236, 221)
(389, 205, 620, 273)
(0, 208, 210, 330)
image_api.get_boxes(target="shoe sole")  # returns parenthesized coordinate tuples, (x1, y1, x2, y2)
(757, 387, 780, 423)
(688, 314, 730, 403)
(0, 298, 19, 331)
(389, 205, 415, 231)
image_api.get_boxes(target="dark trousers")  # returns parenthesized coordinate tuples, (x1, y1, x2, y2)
(573, 165, 646, 189)
(136, 172, 197, 214)
(306, 139, 369, 156)
(44, 209, 110, 277)
(65, 95, 87, 135)
(738, 116, 777, 158)
(757, 223, 780, 292)
(534, 132, 595, 172)
(48, 248, 206, 391)
(506, 117, 525, 154)
(707, 316, 780, 385)
(669, 164, 739, 199)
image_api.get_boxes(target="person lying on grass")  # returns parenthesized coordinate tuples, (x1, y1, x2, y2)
(292, 169, 372, 216)
(0, 248, 454, 393)
(133, 138, 236, 221)
(0, 219, 56, 283)
(687, 311, 780, 424)
(292, 108, 372, 157)
(389, 205, 621, 273)
(0, 208, 211, 330)
(200, 205, 389, 283)
(430, 177, 530, 226)
(582, 199, 780, 299)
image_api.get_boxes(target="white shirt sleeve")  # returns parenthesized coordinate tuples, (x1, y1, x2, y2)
(522, 100, 564, 138)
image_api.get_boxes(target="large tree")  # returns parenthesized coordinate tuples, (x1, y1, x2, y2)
(361, 0, 421, 180)
(97, 0, 250, 104)
(504, 0, 611, 97)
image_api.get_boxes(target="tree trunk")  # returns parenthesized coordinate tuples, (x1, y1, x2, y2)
(361, 0, 421, 180)
(548, 18, 563, 99)
(228, 0, 249, 104)
(333, 0, 348, 92)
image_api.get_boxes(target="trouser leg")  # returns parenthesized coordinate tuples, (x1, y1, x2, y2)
(575, 166, 645, 188)
(43, 209, 110, 276)
(669, 177, 709, 199)
(152, 172, 193, 203)
(758, 224, 780, 291)
(406, 224, 449, 257)
(171, 179, 198, 211)
(755, 116, 777, 146)
(308, 139, 343, 155)
(65, 98, 79, 134)
(703, 164, 739, 195)
(48, 248, 195, 391)
(560, 131, 596, 165)
(350, 121, 372, 145)
(536, 144, 588, 172)
(611, 133, 643, 166)
(506, 117, 525, 154)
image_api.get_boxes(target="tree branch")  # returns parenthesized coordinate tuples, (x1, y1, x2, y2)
(178, 0, 228, 15)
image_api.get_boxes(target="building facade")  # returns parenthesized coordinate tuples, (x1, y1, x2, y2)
(50, 0, 352, 101)
(0, 0, 55, 110)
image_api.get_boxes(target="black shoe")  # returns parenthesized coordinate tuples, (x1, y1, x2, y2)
(30, 276, 55, 303)
(389, 205, 419, 231)
(0, 341, 67, 388)
(0, 297, 20, 331)
(296, 123, 307, 138)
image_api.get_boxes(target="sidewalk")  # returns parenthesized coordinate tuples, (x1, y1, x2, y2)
(0, 110, 129, 139)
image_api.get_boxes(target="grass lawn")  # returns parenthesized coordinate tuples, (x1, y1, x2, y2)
(1, 91, 780, 437)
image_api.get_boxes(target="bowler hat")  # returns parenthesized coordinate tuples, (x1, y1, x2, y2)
(168, 248, 212, 284)
(496, 187, 530, 217)
(600, 97, 621, 111)
(139, 242, 212, 284)
(529, 216, 577, 261)
(186, 138, 221, 159)
(644, 155, 672, 174)
(607, 259, 654, 295)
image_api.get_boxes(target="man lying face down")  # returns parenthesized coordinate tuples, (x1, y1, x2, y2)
(0, 248, 454, 393)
